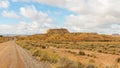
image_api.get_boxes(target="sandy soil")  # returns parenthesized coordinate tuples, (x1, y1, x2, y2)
(0, 41, 50, 68)
(49, 47, 120, 68)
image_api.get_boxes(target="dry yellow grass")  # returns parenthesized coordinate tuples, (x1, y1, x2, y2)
(15, 32, 120, 68)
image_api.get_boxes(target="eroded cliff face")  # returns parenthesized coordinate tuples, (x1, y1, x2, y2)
(47, 28, 69, 34)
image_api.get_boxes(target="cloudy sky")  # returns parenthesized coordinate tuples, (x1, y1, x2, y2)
(0, 0, 120, 35)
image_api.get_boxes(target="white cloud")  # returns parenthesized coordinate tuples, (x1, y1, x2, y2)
(6, 0, 120, 34)
(11, 0, 120, 14)
(26, 0, 120, 15)
(11, 0, 109, 13)
(0, 21, 57, 34)
(35, 0, 66, 7)
(19, 21, 57, 34)
(6, 5, 56, 34)
(32, 0, 120, 34)
(0, 24, 14, 34)
(62, 0, 120, 34)
(0, 1, 9, 8)
(20, 5, 49, 21)
(63, 13, 120, 34)
(19, 5, 56, 25)
(2, 10, 20, 18)
(20, 6, 38, 19)
(0, 5, 57, 34)
(12, 0, 66, 7)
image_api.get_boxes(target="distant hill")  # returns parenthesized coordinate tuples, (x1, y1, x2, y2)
(112, 34, 120, 37)
(16, 28, 120, 42)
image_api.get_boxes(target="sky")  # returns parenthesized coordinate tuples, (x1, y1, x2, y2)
(0, 0, 120, 35)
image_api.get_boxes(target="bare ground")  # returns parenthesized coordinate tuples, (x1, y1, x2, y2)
(49, 47, 120, 68)
(0, 41, 51, 68)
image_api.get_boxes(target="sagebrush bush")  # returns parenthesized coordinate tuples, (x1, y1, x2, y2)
(116, 57, 120, 63)
(89, 59, 95, 63)
(56, 57, 84, 68)
(17, 41, 59, 63)
(67, 50, 77, 55)
(79, 51, 85, 56)
(16, 39, 120, 68)
(32, 49, 59, 63)
(86, 64, 96, 68)
(97, 50, 102, 53)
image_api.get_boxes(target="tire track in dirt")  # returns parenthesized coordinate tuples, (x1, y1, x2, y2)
(0, 41, 51, 68)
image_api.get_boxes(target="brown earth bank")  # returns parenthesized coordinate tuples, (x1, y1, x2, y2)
(0, 41, 51, 68)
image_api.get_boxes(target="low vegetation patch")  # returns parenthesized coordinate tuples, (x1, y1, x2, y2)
(16, 34, 120, 68)
(78, 51, 86, 56)
(16, 41, 99, 68)
(86, 64, 96, 68)
(116, 57, 120, 63)
(0, 36, 9, 43)
(67, 50, 77, 55)
(32, 49, 59, 63)
(56, 57, 84, 68)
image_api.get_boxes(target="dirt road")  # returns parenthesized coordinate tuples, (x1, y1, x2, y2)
(0, 41, 50, 68)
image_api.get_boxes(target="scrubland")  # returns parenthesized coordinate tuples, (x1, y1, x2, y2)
(0, 36, 9, 43)
(15, 33, 120, 68)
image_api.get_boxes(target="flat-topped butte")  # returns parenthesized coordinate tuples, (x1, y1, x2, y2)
(47, 28, 69, 34)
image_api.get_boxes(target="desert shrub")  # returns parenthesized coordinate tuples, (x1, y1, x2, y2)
(56, 57, 84, 68)
(17, 41, 33, 50)
(97, 50, 102, 53)
(0, 37, 9, 43)
(79, 51, 85, 56)
(89, 59, 95, 63)
(87, 54, 96, 58)
(105, 65, 118, 68)
(25, 45, 33, 50)
(86, 64, 96, 68)
(32, 49, 59, 63)
(32, 50, 40, 56)
(116, 57, 120, 63)
(40, 45, 47, 49)
(67, 50, 77, 55)
(40, 52, 59, 63)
